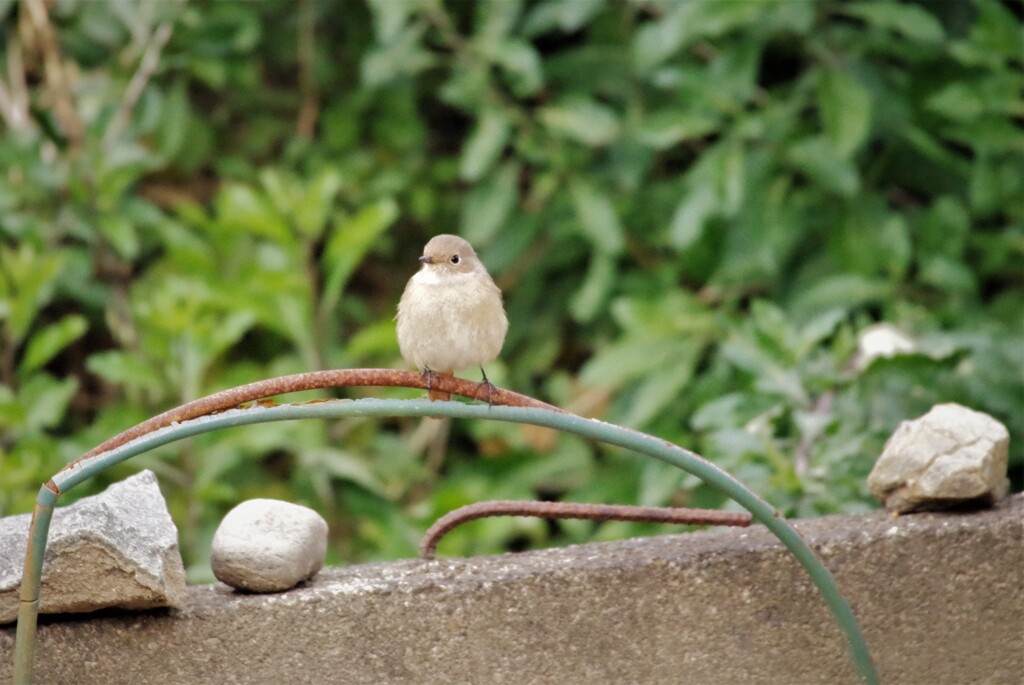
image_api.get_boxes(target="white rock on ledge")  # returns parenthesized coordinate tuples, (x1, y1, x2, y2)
(869, 403, 1010, 514)
(211, 499, 327, 593)
(0, 470, 186, 624)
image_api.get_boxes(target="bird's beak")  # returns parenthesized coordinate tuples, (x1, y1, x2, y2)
(419, 255, 433, 264)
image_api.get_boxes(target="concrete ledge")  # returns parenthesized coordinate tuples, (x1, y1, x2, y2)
(3, 495, 1022, 684)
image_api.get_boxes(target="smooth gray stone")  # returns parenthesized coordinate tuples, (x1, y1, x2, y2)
(210, 499, 327, 592)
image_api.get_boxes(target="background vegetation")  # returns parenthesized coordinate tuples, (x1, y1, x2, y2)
(1, 0, 1021, 581)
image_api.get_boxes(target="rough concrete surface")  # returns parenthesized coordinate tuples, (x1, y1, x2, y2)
(2, 494, 1022, 685)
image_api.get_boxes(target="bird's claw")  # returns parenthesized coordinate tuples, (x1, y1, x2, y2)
(477, 367, 496, 405)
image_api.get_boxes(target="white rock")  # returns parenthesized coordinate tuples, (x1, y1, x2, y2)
(211, 499, 327, 593)
(0, 470, 186, 623)
(868, 403, 1010, 513)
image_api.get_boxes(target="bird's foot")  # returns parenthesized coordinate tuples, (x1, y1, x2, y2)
(477, 367, 496, 405)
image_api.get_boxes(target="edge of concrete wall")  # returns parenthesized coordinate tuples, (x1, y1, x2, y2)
(3, 494, 1022, 684)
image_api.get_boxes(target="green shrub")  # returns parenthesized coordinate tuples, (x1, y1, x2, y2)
(1, 0, 1020, 579)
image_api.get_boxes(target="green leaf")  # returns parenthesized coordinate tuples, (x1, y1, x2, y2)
(786, 137, 859, 197)
(796, 309, 847, 355)
(843, 2, 944, 43)
(919, 255, 978, 295)
(460, 162, 519, 245)
(569, 179, 624, 255)
(303, 447, 388, 497)
(493, 39, 543, 97)
(523, 0, 606, 36)
(926, 83, 984, 123)
(621, 343, 699, 427)
(634, 111, 718, 150)
(918, 196, 969, 258)
(322, 197, 399, 315)
(580, 338, 681, 387)
(790, 274, 892, 316)
(295, 168, 344, 238)
(633, 3, 700, 72)
(366, 0, 415, 42)
(969, 153, 1001, 214)
(540, 98, 620, 147)
(634, 1, 773, 73)
(609, 290, 715, 336)
(719, 137, 745, 216)
(834, 199, 911, 277)
(692, 392, 779, 431)
(818, 69, 872, 158)
(669, 183, 717, 250)
(966, 0, 1023, 61)
(98, 214, 140, 260)
(216, 183, 292, 242)
(156, 79, 190, 160)
(0, 383, 25, 428)
(745, 300, 805, 364)
(476, 0, 522, 43)
(259, 168, 296, 223)
(86, 351, 165, 395)
(570, 252, 615, 322)
(0, 245, 64, 344)
(19, 373, 78, 432)
(345, 318, 401, 361)
(201, 310, 257, 361)
(877, 215, 911, 277)
(721, 335, 809, 405)
(460, 109, 511, 182)
(19, 314, 88, 375)
(361, 24, 435, 86)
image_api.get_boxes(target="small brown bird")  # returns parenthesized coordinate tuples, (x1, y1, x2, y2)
(396, 234, 508, 401)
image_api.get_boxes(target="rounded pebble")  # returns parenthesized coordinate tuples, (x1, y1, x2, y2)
(211, 499, 328, 592)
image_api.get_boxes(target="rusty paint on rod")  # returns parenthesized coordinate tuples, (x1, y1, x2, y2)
(66, 369, 560, 475)
(419, 500, 753, 559)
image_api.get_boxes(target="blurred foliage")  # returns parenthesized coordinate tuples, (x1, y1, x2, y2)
(0, 0, 1021, 581)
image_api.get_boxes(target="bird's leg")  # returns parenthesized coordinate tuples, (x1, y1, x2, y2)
(477, 366, 496, 405)
(424, 367, 453, 402)
(422, 367, 436, 394)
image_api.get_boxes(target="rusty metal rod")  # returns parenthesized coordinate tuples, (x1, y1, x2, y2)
(419, 500, 753, 559)
(66, 369, 559, 474)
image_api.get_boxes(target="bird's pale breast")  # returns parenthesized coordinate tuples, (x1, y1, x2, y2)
(396, 269, 508, 372)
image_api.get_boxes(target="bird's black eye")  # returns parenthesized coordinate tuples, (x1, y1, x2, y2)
(450, 254, 460, 264)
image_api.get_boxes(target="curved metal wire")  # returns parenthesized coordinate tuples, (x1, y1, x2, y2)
(12, 398, 879, 684)
(418, 500, 753, 559)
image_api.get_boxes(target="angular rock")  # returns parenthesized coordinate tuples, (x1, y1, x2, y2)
(0, 470, 186, 624)
(211, 499, 327, 593)
(869, 403, 1010, 513)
